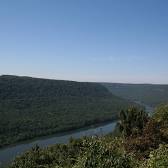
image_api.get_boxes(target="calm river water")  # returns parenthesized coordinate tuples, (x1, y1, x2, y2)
(0, 121, 117, 167)
(0, 102, 154, 167)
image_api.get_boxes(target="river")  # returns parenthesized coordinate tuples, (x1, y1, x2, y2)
(0, 102, 154, 167)
(0, 121, 117, 167)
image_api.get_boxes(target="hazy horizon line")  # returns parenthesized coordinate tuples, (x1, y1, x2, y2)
(1, 74, 168, 85)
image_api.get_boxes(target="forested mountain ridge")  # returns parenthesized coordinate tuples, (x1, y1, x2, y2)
(0, 75, 133, 147)
(103, 83, 168, 107)
(0, 75, 111, 99)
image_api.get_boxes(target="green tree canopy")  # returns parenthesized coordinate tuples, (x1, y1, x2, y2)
(119, 107, 149, 137)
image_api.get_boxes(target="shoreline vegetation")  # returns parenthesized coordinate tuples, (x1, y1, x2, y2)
(8, 105, 168, 168)
(0, 118, 117, 150)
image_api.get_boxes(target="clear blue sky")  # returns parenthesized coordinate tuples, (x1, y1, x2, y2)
(0, 0, 168, 84)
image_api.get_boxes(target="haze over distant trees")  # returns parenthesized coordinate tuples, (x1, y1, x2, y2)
(103, 83, 168, 107)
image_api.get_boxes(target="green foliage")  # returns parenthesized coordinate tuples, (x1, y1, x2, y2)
(9, 136, 139, 168)
(73, 137, 137, 168)
(124, 119, 166, 158)
(0, 75, 133, 147)
(3, 78, 168, 168)
(123, 104, 168, 159)
(8, 104, 168, 168)
(118, 107, 148, 137)
(153, 104, 168, 141)
(142, 144, 168, 168)
(153, 104, 168, 125)
(9, 138, 84, 168)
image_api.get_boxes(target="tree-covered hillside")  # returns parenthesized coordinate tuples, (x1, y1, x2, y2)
(103, 83, 168, 107)
(0, 75, 133, 147)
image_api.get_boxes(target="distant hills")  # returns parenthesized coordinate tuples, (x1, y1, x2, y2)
(0, 75, 133, 147)
(103, 83, 168, 107)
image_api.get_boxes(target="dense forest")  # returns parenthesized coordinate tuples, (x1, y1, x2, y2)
(103, 83, 168, 107)
(8, 104, 168, 168)
(0, 75, 134, 148)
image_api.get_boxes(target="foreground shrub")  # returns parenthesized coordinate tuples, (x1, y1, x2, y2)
(9, 139, 84, 168)
(153, 104, 168, 126)
(142, 144, 168, 168)
(73, 137, 138, 168)
(124, 119, 166, 159)
(153, 104, 168, 142)
(9, 136, 140, 168)
(119, 107, 148, 137)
